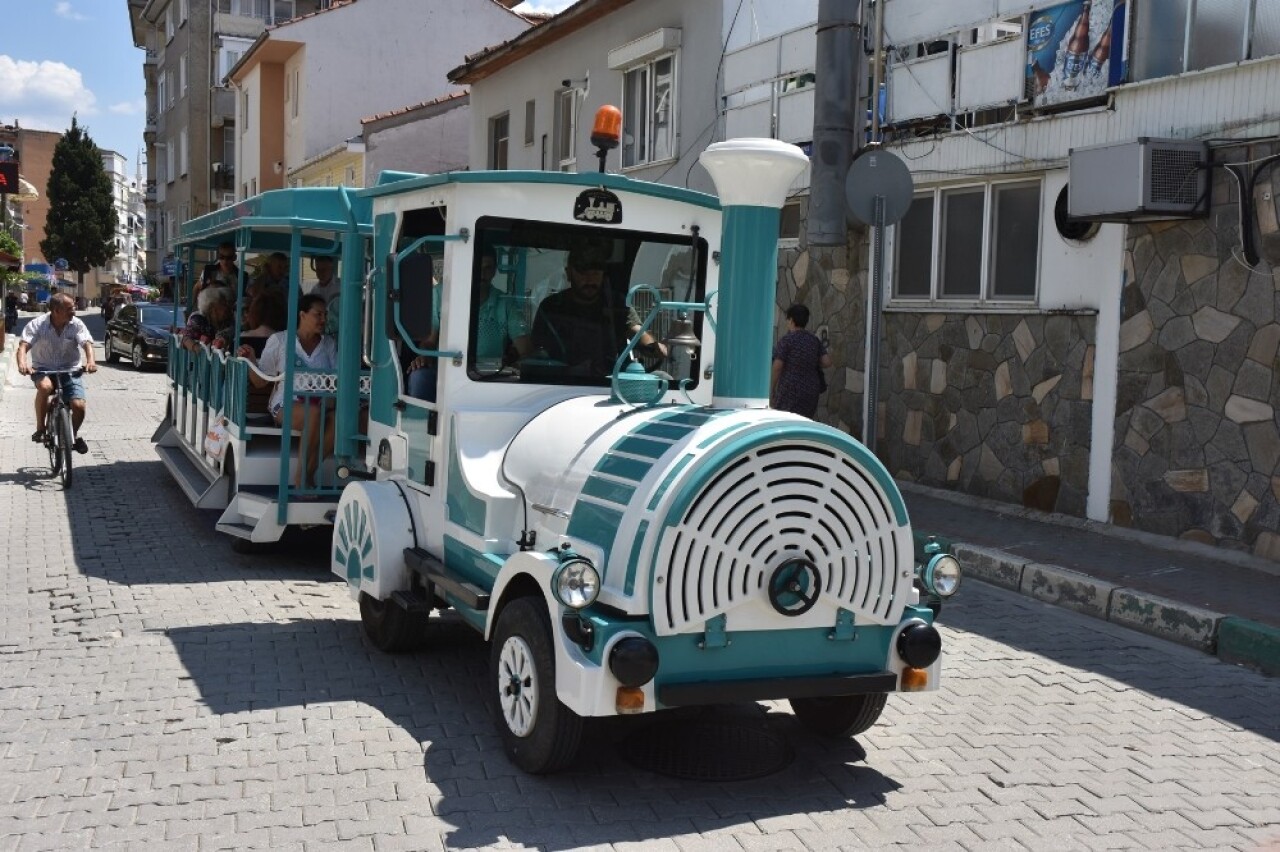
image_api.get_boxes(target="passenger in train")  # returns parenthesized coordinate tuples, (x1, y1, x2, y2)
(238, 294, 338, 490)
(180, 286, 235, 353)
(471, 245, 531, 369)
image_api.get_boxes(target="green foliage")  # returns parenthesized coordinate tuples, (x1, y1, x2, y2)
(0, 229, 18, 257)
(40, 117, 118, 279)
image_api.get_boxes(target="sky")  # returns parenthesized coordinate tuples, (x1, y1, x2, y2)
(0, 0, 574, 176)
(0, 1, 146, 173)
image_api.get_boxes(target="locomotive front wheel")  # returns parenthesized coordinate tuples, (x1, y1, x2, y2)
(489, 598, 582, 774)
(359, 591, 426, 653)
(789, 693, 888, 739)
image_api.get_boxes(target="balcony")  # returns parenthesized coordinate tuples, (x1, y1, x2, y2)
(145, 181, 157, 202)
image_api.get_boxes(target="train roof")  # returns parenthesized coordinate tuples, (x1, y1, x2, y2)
(359, 168, 721, 211)
(174, 186, 373, 253)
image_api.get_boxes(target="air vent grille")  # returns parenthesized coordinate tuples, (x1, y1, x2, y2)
(1149, 147, 1203, 206)
(652, 442, 911, 635)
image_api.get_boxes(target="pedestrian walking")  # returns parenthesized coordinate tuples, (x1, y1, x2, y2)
(770, 303, 831, 418)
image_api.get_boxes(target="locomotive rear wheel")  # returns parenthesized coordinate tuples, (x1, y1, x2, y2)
(359, 591, 426, 653)
(489, 598, 582, 774)
(789, 693, 887, 738)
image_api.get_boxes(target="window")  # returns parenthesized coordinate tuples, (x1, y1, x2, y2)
(555, 88, 577, 172)
(894, 180, 1041, 302)
(489, 113, 509, 169)
(779, 200, 801, 241)
(524, 99, 535, 146)
(157, 150, 168, 185)
(167, 70, 176, 107)
(292, 69, 300, 118)
(165, 3, 175, 41)
(470, 215, 708, 389)
(345, 165, 356, 184)
(165, 144, 176, 185)
(1132, 0, 1280, 81)
(179, 0, 188, 24)
(179, 53, 188, 97)
(241, 90, 250, 134)
(157, 72, 168, 113)
(622, 54, 676, 168)
(178, 129, 189, 176)
(223, 126, 236, 165)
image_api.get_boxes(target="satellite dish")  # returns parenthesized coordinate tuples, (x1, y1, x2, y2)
(845, 147, 914, 226)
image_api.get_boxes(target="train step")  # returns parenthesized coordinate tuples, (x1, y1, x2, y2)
(155, 442, 229, 509)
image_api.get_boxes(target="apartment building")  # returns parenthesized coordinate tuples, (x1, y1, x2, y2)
(0, 122, 62, 270)
(81, 150, 147, 299)
(127, 0, 325, 279)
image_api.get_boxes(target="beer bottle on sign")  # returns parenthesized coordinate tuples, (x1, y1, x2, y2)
(1030, 60, 1051, 96)
(1061, 0, 1093, 90)
(1085, 23, 1113, 80)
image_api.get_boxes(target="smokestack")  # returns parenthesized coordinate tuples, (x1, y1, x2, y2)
(699, 139, 810, 409)
(807, 0, 864, 247)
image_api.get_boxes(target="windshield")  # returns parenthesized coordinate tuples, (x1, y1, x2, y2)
(140, 306, 186, 328)
(468, 216, 707, 388)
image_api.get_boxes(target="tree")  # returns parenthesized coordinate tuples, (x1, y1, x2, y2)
(40, 117, 117, 289)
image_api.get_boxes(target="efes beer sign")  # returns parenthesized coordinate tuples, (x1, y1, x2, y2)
(573, 188, 623, 225)
(1026, 0, 1127, 109)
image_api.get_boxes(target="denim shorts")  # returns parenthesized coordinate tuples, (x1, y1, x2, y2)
(31, 372, 86, 403)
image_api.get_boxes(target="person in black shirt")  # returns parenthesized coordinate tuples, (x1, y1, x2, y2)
(530, 244, 664, 377)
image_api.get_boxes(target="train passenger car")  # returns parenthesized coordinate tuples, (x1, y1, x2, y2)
(334, 136, 962, 773)
(155, 188, 372, 546)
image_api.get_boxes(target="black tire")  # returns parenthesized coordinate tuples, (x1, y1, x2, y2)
(46, 412, 60, 475)
(359, 591, 426, 653)
(489, 597, 583, 774)
(132, 342, 145, 370)
(103, 335, 118, 363)
(789, 693, 887, 738)
(57, 408, 74, 489)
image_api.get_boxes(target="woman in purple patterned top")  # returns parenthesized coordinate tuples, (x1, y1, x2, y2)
(770, 303, 832, 418)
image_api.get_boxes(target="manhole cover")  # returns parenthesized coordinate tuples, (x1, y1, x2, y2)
(621, 719, 794, 781)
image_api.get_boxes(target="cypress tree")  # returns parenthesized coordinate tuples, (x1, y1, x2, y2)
(40, 117, 117, 291)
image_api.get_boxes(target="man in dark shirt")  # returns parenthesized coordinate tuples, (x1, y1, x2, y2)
(530, 244, 664, 377)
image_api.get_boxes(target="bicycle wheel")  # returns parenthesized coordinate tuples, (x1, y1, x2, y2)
(46, 409, 61, 475)
(57, 408, 74, 488)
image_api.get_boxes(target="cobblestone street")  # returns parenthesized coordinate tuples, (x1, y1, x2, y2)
(1, 352, 1279, 851)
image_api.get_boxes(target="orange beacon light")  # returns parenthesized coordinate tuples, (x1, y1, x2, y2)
(591, 105, 621, 172)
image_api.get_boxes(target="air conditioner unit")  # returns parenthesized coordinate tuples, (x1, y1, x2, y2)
(221, 193, 235, 207)
(211, 162, 222, 172)
(1068, 138, 1209, 221)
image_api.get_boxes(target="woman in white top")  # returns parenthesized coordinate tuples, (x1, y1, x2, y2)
(239, 294, 338, 490)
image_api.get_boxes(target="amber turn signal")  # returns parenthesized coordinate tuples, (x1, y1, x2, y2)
(616, 686, 645, 714)
(591, 105, 622, 150)
(900, 667, 929, 691)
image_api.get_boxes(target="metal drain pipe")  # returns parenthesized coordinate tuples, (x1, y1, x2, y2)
(806, 0, 864, 247)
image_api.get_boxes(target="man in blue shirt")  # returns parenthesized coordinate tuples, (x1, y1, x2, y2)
(17, 293, 98, 453)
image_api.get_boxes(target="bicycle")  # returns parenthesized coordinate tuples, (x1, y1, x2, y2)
(40, 370, 83, 488)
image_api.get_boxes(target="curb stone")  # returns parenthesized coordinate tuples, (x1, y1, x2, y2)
(952, 542, 1225, 654)
(1217, 618, 1280, 677)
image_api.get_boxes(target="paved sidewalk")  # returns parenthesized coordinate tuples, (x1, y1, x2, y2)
(903, 482, 1280, 676)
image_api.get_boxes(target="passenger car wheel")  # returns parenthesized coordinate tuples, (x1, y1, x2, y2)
(359, 591, 426, 653)
(132, 342, 145, 370)
(489, 597, 582, 774)
(789, 693, 887, 738)
(103, 335, 118, 363)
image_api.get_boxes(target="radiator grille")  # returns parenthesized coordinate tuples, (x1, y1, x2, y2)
(651, 442, 910, 635)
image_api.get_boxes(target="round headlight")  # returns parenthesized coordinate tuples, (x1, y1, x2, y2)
(923, 554, 962, 598)
(552, 557, 600, 609)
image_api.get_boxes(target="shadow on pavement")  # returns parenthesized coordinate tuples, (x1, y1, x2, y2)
(60, 459, 334, 585)
(938, 585, 1280, 744)
(164, 616, 902, 850)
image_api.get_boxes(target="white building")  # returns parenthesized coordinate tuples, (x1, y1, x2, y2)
(230, 0, 531, 197)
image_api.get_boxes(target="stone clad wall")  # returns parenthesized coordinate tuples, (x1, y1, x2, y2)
(879, 312, 1096, 515)
(1113, 141, 1280, 561)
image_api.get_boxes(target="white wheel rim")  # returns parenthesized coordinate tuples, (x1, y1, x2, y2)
(134, 346, 143, 367)
(497, 635, 538, 737)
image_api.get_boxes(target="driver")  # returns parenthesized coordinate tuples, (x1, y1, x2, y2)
(530, 243, 665, 376)
(17, 293, 98, 453)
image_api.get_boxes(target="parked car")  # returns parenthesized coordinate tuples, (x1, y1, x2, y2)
(104, 302, 186, 370)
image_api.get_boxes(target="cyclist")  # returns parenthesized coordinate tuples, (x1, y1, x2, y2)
(16, 293, 98, 453)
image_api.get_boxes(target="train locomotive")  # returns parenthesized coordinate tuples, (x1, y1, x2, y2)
(334, 134, 962, 773)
